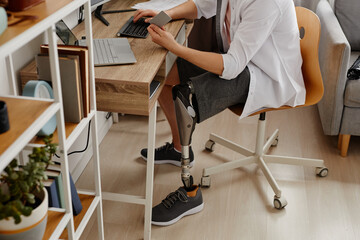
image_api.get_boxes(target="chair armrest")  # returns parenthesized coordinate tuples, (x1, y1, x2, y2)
(316, 0, 351, 135)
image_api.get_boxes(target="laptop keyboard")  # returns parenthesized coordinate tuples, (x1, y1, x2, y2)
(94, 38, 115, 64)
(117, 16, 150, 38)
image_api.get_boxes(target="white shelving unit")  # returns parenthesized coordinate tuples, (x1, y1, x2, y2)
(0, 0, 104, 239)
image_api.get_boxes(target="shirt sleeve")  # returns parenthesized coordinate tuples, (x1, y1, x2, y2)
(192, 0, 217, 19)
(221, 1, 282, 80)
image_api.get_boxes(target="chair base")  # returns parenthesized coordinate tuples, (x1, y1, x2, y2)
(201, 114, 328, 209)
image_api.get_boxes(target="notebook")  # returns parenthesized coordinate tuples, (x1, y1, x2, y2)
(36, 54, 84, 123)
(55, 20, 136, 66)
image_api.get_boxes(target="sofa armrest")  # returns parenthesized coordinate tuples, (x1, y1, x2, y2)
(316, 0, 351, 135)
(294, 0, 320, 12)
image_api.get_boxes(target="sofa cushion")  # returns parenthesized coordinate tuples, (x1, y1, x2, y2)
(335, 0, 360, 50)
(344, 51, 360, 107)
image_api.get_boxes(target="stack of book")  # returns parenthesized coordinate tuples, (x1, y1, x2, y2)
(35, 45, 90, 123)
(43, 163, 83, 216)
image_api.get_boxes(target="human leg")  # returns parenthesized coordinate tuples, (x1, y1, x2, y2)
(152, 60, 250, 225)
(158, 64, 181, 151)
(140, 60, 206, 166)
(140, 64, 195, 166)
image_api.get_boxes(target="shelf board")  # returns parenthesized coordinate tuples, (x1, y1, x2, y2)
(31, 111, 94, 148)
(31, 122, 78, 144)
(0, 0, 87, 56)
(43, 210, 64, 240)
(42, 194, 95, 239)
(0, 96, 53, 156)
(60, 194, 95, 239)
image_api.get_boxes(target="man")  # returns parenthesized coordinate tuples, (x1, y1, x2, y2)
(134, 0, 305, 226)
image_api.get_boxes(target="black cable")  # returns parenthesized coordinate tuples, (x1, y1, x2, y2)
(105, 112, 112, 120)
(102, 9, 136, 14)
(54, 120, 91, 158)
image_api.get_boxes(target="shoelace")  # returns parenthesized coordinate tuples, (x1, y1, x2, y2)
(162, 189, 188, 209)
(156, 142, 173, 152)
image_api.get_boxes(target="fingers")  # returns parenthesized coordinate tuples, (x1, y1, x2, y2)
(133, 9, 158, 22)
(148, 24, 163, 35)
(133, 10, 145, 22)
(147, 25, 155, 36)
(147, 25, 160, 39)
(147, 25, 163, 45)
(144, 17, 152, 23)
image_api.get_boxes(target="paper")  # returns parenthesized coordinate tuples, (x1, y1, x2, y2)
(132, 0, 187, 12)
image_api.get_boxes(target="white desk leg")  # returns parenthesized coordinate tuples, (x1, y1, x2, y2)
(112, 112, 119, 123)
(144, 102, 157, 240)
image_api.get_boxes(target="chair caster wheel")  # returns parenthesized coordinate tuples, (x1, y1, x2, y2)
(273, 195, 287, 209)
(316, 167, 328, 177)
(205, 140, 215, 152)
(201, 176, 211, 187)
(271, 137, 279, 147)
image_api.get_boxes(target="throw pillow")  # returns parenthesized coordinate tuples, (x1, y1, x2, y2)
(335, 0, 360, 50)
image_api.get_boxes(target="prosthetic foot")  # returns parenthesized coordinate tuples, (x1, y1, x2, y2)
(172, 82, 197, 190)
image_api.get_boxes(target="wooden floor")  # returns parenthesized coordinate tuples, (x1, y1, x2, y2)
(77, 105, 360, 240)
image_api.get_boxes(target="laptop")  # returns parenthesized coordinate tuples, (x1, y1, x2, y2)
(55, 20, 136, 66)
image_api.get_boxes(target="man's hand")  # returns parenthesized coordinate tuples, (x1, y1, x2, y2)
(147, 24, 179, 52)
(133, 9, 159, 22)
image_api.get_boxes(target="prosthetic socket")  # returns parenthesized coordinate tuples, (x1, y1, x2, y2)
(172, 83, 197, 190)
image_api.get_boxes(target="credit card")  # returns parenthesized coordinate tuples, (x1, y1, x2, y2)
(149, 11, 172, 27)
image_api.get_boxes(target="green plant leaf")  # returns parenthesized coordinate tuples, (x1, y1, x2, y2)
(25, 193, 35, 200)
(0, 193, 10, 202)
(10, 172, 18, 180)
(14, 214, 21, 224)
(19, 181, 29, 192)
(22, 206, 32, 216)
(13, 199, 23, 209)
(10, 159, 18, 168)
(2, 135, 55, 224)
(27, 197, 35, 205)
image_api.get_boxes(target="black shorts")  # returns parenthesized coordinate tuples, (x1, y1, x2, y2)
(176, 58, 250, 123)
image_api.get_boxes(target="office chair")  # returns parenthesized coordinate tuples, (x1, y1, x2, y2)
(201, 7, 328, 209)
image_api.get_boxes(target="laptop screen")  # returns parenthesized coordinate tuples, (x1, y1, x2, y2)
(55, 20, 78, 45)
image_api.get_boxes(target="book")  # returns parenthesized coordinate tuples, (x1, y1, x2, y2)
(46, 163, 83, 216)
(46, 169, 65, 208)
(43, 178, 60, 208)
(40, 44, 90, 118)
(36, 54, 84, 123)
(56, 173, 65, 208)
(69, 173, 83, 216)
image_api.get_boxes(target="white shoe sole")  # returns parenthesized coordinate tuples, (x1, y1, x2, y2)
(151, 202, 204, 226)
(141, 156, 194, 167)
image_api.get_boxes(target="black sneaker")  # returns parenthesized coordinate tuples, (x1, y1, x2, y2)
(140, 142, 194, 167)
(152, 185, 204, 226)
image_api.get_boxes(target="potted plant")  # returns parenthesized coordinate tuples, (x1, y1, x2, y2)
(0, 135, 57, 240)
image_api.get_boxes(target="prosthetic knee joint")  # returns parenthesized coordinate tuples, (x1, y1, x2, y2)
(172, 82, 197, 190)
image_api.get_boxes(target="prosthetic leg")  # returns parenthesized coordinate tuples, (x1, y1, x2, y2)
(172, 82, 197, 190)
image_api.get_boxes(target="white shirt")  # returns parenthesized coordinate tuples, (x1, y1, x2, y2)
(193, 0, 305, 118)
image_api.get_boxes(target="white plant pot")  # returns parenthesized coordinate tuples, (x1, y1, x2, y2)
(0, 188, 48, 240)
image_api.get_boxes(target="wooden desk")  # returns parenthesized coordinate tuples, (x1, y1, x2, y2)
(73, 0, 188, 116)
(73, 1, 193, 239)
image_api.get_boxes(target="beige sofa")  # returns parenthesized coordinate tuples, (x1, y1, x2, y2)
(296, 0, 360, 157)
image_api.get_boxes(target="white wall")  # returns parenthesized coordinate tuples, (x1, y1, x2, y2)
(1, 9, 113, 181)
